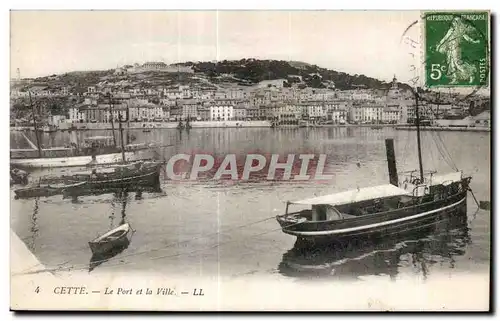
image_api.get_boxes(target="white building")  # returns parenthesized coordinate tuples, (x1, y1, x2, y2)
(68, 107, 86, 123)
(129, 105, 163, 121)
(301, 102, 327, 119)
(331, 109, 347, 123)
(210, 105, 234, 121)
(382, 106, 400, 123)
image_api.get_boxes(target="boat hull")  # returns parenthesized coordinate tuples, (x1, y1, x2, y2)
(10, 149, 156, 169)
(89, 224, 132, 256)
(279, 191, 468, 247)
(14, 186, 63, 199)
(14, 182, 86, 199)
(63, 168, 161, 195)
(89, 233, 131, 256)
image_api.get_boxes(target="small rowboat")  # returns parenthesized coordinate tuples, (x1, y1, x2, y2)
(88, 223, 133, 256)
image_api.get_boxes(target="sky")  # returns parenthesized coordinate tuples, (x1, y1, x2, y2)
(10, 10, 422, 83)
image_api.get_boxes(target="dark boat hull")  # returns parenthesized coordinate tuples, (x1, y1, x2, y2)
(14, 186, 63, 199)
(278, 208, 469, 277)
(63, 184, 162, 198)
(63, 168, 160, 194)
(89, 234, 130, 256)
(279, 191, 468, 247)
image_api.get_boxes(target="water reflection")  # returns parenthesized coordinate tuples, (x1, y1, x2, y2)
(28, 198, 40, 252)
(278, 207, 470, 280)
(88, 238, 130, 272)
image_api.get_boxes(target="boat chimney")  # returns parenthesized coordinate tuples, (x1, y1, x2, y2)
(385, 138, 398, 186)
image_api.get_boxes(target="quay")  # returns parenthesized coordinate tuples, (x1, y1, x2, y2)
(10, 122, 405, 132)
(395, 126, 490, 132)
(10, 229, 57, 310)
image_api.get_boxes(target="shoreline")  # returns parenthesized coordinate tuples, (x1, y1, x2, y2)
(10, 123, 490, 132)
(10, 123, 404, 131)
(395, 126, 490, 132)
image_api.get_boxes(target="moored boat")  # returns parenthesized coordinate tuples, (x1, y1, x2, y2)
(10, 148, 157, 169)
(88, 223, 133, 256)
(10, 135, 159, 169)
(56, 161, 163, 194)
(276, 174, 470, 246)
(14, 182, 86, 199)
(276, 89, 474, 247)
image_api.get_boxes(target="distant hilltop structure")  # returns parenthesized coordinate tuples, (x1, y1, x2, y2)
(122, 62, 194, 74)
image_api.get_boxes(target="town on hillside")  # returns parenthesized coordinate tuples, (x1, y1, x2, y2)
(10, 61, 491, 131)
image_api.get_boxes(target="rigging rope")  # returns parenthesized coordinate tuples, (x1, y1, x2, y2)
(420, 104, 459, 171)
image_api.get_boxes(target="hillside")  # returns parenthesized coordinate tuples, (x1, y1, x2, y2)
(15, 59, 413, 93)
(174, 59, 410, 91)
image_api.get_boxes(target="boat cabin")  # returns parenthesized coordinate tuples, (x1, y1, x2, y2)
(282, 172, 466, 224)
(284, 184, 414, 222)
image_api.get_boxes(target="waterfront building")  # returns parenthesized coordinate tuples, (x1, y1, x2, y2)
(233, 105, 247, 120)
(301, 102, 327, 120)
(80, 106, 108, 123)
(179, 99, 199, 120)
(382, 105, 400, 123)
(348, 104, 384, 123)
(246, 106, 259, 120)
(128, 104, 163, 122)
(104, 106, 128, 122)
(169, 106, 183, 120)
(68, 107, 86, 123)
(331, 109, 348, 124)
(210, 105, 234, 121)
(197, 104, 210, 121)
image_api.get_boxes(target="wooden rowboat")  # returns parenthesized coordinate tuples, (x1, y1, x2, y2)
(88, 223, 133, 256)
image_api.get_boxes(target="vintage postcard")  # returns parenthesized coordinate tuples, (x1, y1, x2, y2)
(9, 10, 491, 311)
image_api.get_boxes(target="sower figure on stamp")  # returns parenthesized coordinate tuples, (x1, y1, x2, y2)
(436, 17, 480, 84)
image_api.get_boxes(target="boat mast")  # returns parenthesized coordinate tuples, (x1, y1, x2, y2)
(28, 91, 42, 158)
(415, 88, 424, 182)
(118, 113, 126, 163)
(108, 93, 117, 147)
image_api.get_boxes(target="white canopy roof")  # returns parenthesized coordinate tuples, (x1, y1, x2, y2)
(429, 172, 462, 186)
(291, 184, 411, 206)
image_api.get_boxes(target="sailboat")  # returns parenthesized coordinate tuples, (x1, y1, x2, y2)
(276, 89, 473, 246)
(10, 91, 159, 169)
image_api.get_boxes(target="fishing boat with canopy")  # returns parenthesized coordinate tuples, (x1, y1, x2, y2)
(276, 88, 475, 246)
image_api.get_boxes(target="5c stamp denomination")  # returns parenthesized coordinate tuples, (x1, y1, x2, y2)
(424, 11, 490, 88)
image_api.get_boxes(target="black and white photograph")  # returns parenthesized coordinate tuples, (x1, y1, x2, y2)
(9, 9, 491, 311)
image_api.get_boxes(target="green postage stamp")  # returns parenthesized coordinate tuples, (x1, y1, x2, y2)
(424, 11, 490, 88)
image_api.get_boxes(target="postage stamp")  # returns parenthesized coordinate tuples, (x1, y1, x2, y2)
(423, 11, 490, 88)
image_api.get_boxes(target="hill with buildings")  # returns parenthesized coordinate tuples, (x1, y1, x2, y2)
(9, 59, 489, 128)
(176, 58, 411, 91)
(13, 59, 414, 94)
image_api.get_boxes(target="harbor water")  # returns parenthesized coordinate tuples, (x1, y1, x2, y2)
(10, 127, 490, 281)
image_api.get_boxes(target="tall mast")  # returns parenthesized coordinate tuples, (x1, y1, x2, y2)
(108, 93, 117, 147)
(118, 113, 126, 163)
(415, 88, 424, 182)
(28, 91, 42, 158)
